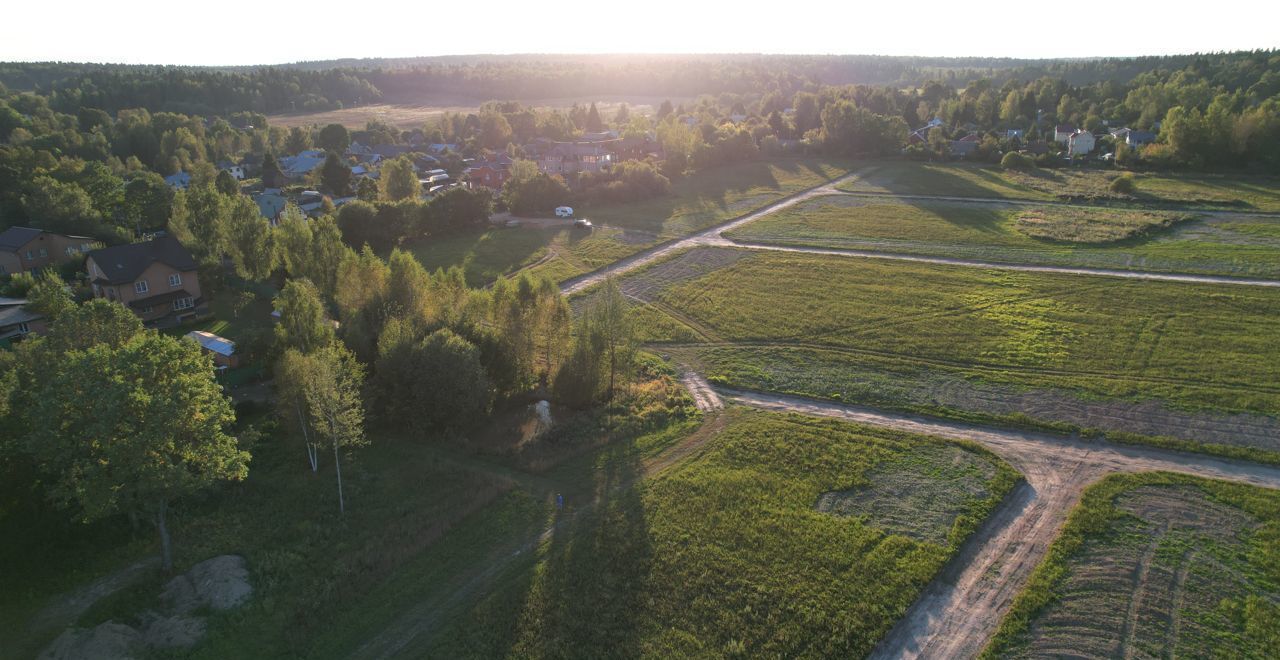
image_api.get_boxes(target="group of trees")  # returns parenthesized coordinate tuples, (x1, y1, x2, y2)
(0, 285, 249, 571)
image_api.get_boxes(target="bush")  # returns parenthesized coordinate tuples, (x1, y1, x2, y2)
(1109, 173, 1136, 194)
(577, 161, 671, 205)
(371, 327, 491, 433)
(502, 172, 572, 215)
(1000, 151, 1036, 170)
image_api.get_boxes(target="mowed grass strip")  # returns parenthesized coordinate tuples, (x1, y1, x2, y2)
(983, 472, 1280, 659)
(635, 248, 1280, 415)
(419, 409, 1019, 658)
(840, 161, 1280, 211)
(727, 197, 1280, 277)
(406, 158, 854, 285)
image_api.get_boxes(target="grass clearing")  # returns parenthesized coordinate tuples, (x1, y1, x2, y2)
(840, 162, 1280, 211)
(1011, 206, 1190, 243)
(404, 158, 854, 285)
(727, 196, 1280, 277)
(984, 472, 1280, 659)
(627, 248, 1280, 456)
(419, 409, 1019, 658)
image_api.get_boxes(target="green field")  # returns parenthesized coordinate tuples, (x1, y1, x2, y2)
(839, 162, 1280, 211)
(726, 196, 1280, 277)
(407, 158, 854, 285)
(984, 472, 1280, 659)
(418, 409, 1019, 658)
(622, 247, 1280, 456)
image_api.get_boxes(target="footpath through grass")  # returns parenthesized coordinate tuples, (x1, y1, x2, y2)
(984, 472, 1280, 659)
(418, 409, 1019, 658)
(840, 161, 1280, 211)
(625, 247, 1280, 458)
(408, 157, 854, 285)
(727, 196, 1280, 277)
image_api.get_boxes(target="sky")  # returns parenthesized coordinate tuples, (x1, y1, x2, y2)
(5, 0, 1279, 66)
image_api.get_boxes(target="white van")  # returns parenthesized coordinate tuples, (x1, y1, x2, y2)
(555, 206, 574, 218)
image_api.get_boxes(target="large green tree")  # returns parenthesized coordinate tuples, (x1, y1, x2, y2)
(379, 156, 419, 202)
(16, 331, 249, 571)
(320, 151, 351, 196)
(274, 278, 335, 354)
(317, 123, 350, 153)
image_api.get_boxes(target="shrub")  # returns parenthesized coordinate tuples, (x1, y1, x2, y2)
(1000, 151, 1036, 170)
(1109, 173, 1136, 194)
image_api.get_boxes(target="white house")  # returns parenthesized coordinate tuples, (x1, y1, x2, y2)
(1054, 125, 1077, 144)
(1067, 130, 1096, 156)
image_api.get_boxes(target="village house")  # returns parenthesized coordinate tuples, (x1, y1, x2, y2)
(1126, 130, 1157, 148)
(85, 235, 206, 326)
(1067, 130, 1096, 156)
(0, 296, 47, 344)
(1053, 125, 1077, 143)
(531, 142, 613, 175)
(0, 226, 97, 275)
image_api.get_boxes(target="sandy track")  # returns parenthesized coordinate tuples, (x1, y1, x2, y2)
(714, 385, 1280, 659)
(831, 190, 1280, 219)
(723, 239, 1280, 287)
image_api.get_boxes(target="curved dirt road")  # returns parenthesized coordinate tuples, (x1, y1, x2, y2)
(713, 383, 1280, 659)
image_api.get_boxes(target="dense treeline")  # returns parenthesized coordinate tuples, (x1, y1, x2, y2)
(4, 51, 1277, 117)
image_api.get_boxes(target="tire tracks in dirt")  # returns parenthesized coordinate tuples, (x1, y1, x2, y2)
(705, 382, 1280, 660)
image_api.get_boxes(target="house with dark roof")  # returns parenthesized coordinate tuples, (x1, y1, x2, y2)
(85, 236, 206, 325)
(1053, 125, 1077, 144)
(530, 142, 613, 175)
(0, 296, 47, 343)
(0, 227, 97, 275)
(1126, 130, 1157, 148)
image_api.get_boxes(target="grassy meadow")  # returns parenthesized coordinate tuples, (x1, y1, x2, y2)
(984, 472, 1280, 659)
(839, 162, 1280, 211)
(726, 196, 1280, 277)
(417, 409, 1019, 658)
(407, 158, 854, 285)
(622, 247, 1280, 456)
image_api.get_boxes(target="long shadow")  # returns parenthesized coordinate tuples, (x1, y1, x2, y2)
(522, 440, 652, 659)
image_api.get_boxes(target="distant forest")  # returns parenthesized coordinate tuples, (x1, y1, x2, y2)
(2, 51, 1278, 116)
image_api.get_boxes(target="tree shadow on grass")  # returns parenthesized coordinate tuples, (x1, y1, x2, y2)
(522, 442, 652, 659)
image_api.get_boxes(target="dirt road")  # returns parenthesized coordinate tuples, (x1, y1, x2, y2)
(834, 189, 1280, 219)
(724, 239, 1280, 287)
(559, 173, 864, 295)
(715, 384, 1280, 659)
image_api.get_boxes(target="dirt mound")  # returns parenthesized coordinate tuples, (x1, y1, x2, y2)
(39, 622, 140, 660)
(40, 555, 250, 659)
(161, 555, 252, 614)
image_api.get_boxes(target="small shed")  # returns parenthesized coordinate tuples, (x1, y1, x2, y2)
(185, 330, 239, 368)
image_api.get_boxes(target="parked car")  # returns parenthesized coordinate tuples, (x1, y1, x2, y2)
(555, 206, 574, 217)
(574, 218, 593, 230)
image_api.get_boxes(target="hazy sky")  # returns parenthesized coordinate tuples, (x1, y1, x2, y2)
(6, 0, 1278, 66)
